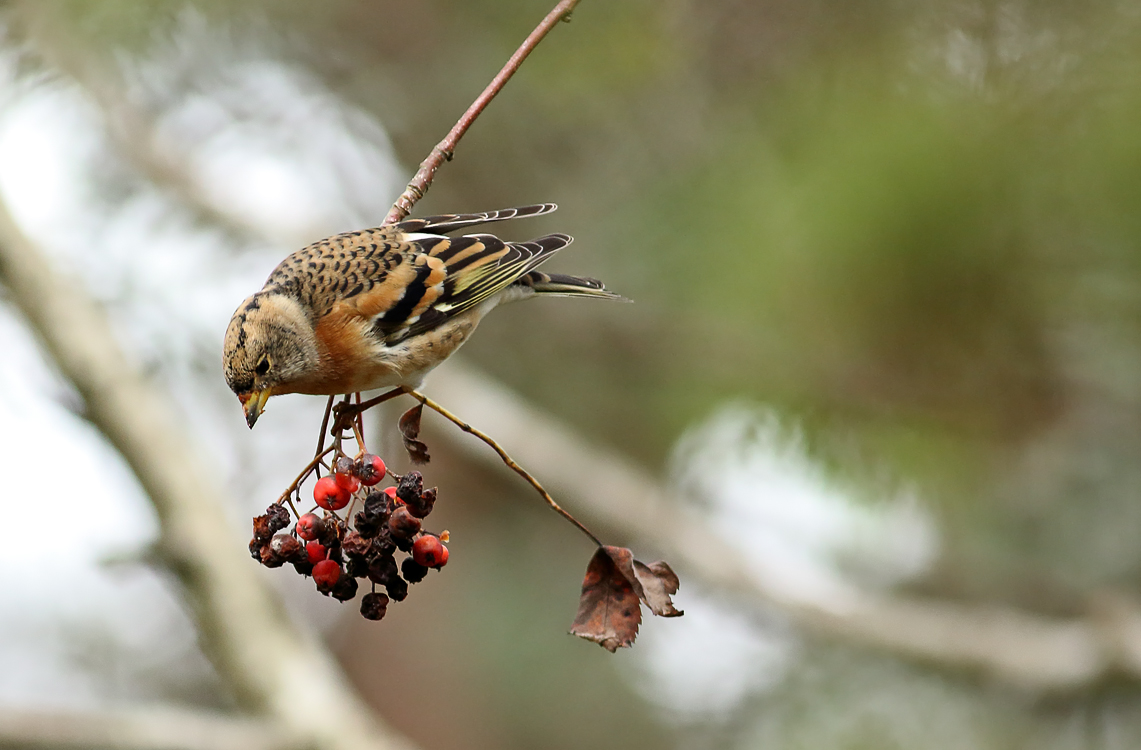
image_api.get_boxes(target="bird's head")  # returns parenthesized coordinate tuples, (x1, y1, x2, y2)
(223, 291, 319, 428)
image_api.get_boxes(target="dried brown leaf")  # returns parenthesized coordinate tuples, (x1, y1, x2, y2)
(570, 546, 683, 652)
(633, 560, 684, 617)
(399, 404, 431, 464)
(570, 546, 642, 652)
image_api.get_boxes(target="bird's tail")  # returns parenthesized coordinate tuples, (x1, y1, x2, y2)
(519, 271, 629, 301)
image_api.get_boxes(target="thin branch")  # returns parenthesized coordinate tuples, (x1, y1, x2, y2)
(405, 387, 603, 546)
(315, 395, 335, 457)
(383, 0, 582, 224)
(331, 387, 404, 435)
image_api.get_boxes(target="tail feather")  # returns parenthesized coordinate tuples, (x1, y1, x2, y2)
(520, 271, 628, 301)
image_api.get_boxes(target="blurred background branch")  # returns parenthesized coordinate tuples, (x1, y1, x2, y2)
(0, 183, 414, 749)
(0, 706, 300, 750)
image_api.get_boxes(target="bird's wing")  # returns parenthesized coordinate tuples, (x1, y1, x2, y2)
(364, 231, 574, 343)
(262, 206, 571, 345)
(393, 203, 557, 235)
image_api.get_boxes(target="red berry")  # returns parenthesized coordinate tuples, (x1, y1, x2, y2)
(295, 513, 323, 541)
(334, 472, 361, 494)
(383, 486, 402, 504)
(356, 454, 387, 486)
(312, 559, 341, 591)
(314, 476, 350, 510)
(412, 535, 447, 567)
(306, 541, 327, 564)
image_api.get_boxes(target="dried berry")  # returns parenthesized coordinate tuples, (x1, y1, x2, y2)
(314, 476, 350, 511)
(412, 535, 447, 567)
(360, 592, 389, 621)
(292, 559, 314, 576)
(317, 515, 343, 545)
(367, 553, 399, 586)
(354, 512, 382, 539)
(355, 454, 387, 486)
(345, 554, 370, 579)
(335, 456, 355, 476)
(396, 472, 424, 506)
(385, 575, 409, 602)
(259, 544, 285, 568)
(253, 504, 290, 542)
(312, 559, 341, 592)
(401, 557, 429, 584)
(388, 506, 422, 541)
(331, 574, 359, 602)
(406, 486, 437, 519)
(363, 490, 392, 520)
(295, 513, 324, 541)
(341, 530, 371, 557)
(270, 533, 304, 563)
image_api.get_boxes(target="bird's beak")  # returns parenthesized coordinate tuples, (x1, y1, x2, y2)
(241, 388, 272, 429)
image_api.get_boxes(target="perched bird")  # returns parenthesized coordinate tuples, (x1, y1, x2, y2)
(223, 203, 622, 428)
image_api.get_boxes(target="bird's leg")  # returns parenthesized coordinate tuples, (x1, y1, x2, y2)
(402, 387, 603, 547)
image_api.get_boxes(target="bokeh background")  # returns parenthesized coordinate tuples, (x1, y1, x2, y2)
(3, 0, 1141, 748)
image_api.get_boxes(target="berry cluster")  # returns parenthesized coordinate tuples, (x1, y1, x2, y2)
(250, 452, 448, 621)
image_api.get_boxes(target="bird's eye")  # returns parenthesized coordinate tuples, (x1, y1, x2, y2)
(255, 356, 270, 376)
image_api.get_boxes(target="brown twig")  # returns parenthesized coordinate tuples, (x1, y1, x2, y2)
(315, 395, 335, 456)
(278, 446, 338, 506)
(331, 387, 405, 435)
(403, 387, 603, 547)
(383, 0, 583, 224)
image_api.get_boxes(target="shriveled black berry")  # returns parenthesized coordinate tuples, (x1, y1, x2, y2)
(405, 486, 436, 519)
(362, 490, 392, 521)
(354, 512, 381, 539)
(292, 559, 315, 576)
(360, 592, 389, 621)
(342, 530, 371, 557)
(331, 574, 359, 602)
(402, 557, 429, 584)
(249, 538, 263, 561)
(345, 554, 369, 579)
(385, 575, 408, 602)
(396, 471, 424, 506)
(370, 533, 396, 557)
(367, 553, 399, 585)
(318, 515, 346, 546)
(252, 503, 290, 542)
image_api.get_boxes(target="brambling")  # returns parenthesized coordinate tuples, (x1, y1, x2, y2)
(223, 204, 621, 427)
